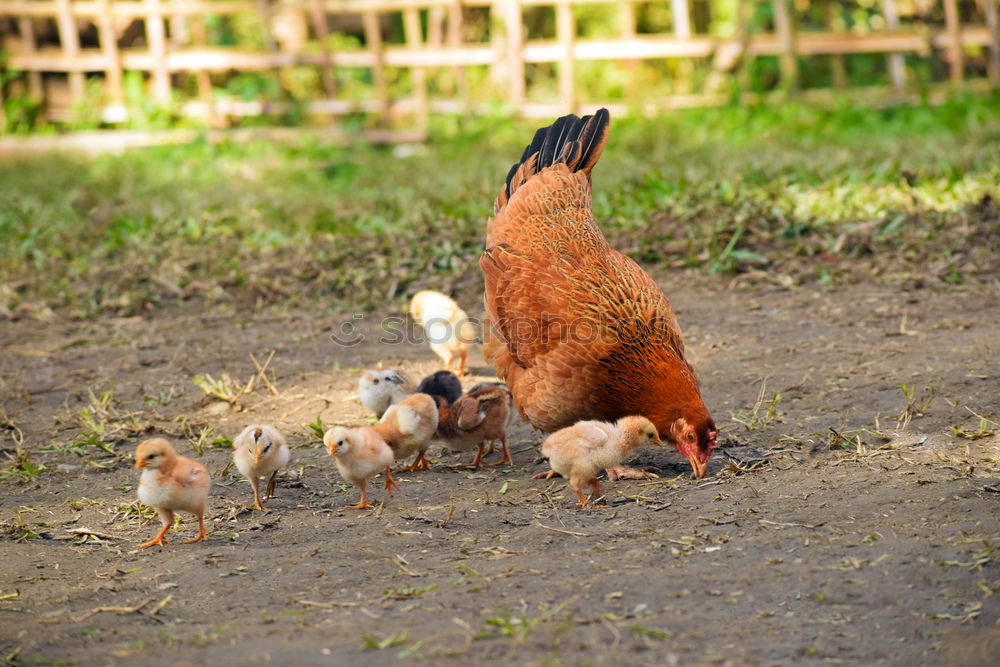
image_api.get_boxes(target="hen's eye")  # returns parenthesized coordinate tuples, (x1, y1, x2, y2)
(686, 433, 695, 442)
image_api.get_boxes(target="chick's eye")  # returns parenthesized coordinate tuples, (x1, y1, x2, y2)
(647, 432, 654, 439)
(372, 379, 379, 385)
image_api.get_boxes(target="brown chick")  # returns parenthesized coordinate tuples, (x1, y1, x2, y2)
(135, 437, 211, 547)
(324, 426, 399, 510)
(374, 392, 439, 472)
(409, 290, 477, 376)
(435, 385, 514, 466)
(538, 416, 662, 507)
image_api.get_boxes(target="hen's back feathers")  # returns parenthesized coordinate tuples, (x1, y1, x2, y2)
(495, 109, 610, 215)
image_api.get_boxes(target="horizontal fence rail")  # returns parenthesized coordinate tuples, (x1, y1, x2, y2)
(1, 0, 998, 131)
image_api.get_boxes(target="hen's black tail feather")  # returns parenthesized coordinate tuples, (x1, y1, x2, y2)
(496, 108, 610, 213)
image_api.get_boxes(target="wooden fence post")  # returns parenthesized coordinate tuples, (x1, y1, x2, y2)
(16, 17, 44, 101)
(55, 0, 85, 105)
(943, 0, 964, 84)
(881, 0, 905, 90)
(362, 10, 389, 126)
(403, 6, 429, 131)
(773, 0, 799, 93)
(825, 0, 847, 89)
(504, 0, 525, 107)
(556, 0, 575, 113)
(96, 0, 125, 105)
(308, 0, 338, 99)
(144, 0, 171, 103)
(982, 0, 1000, 85)
(448, 0, 468, 98)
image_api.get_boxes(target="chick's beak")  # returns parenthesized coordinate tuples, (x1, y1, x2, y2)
(253, 447, 262, 464)
(687, 454, 707, 479)
(134, 458, 147, 469)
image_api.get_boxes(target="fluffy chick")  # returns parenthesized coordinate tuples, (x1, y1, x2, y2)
(324, 426, 398, 510)
(539, 417, 662, 507)
(436, 386, 514, 466)
(409, 290, 476, 376)
(374, 393, 439, 471)
(232, 424, 291, 510)
(134, 438, 211, 547)
(358, 369, 414, 418)
(415, 370, 463, 406)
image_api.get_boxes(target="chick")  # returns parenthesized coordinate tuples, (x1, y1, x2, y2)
(436, 385, 514, 466)
(324, 426, 399, 510)
(375, 392, 439, 471)
(415, 370, 463, 406)
(358, 369, 414, 418)
(232, 424, 291, 510)
(134, 438, 211, 547)
(409, 290, 476, 376)
(538, 417, 662, 507)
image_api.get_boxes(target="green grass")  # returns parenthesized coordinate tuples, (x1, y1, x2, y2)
(1, 95, 998, 317)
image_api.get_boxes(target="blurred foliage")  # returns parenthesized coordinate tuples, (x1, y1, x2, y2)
(0, 95, 997, 319)
(1, 1, 996, 133)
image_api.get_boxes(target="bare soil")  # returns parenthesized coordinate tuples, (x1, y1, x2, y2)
(1, 275, 998, 666)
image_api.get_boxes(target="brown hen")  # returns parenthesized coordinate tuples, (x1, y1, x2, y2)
(480, 109, 717, 478)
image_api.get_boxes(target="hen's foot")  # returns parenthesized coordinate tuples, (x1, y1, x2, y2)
(605, 466, 659, 481)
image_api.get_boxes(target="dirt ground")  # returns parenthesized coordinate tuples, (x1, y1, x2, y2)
(1, 274, 998, 666)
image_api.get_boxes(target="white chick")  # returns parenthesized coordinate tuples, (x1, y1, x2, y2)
(358, 369, 415, 418)
(324, 426, 399, 509)
(409, 290, 476, 376)
(538, 416, 663, 507)
(232, 424, 291, 510)
(135, 437, 211, 547)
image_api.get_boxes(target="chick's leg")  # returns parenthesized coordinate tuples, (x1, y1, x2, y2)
(264, 471, 278, 500)
(139, 509, 174, 548)
(472, 443, 486, 467)
(605, 466, 659, 481)
(251, 477, 265, 510)
(184, 514, 208, 544)
(492, 435, 513, 466)
(346, 481, 374, 510)
(383, 467, 400, 497)
(457, 351, 468, 377)
(531, 470, 560, 479)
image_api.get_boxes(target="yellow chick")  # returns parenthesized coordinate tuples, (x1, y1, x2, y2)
(134, 438, 211, 547)
(374, 392, 439, 472)
(408, 290, 476, 376)
(232, 424, 291, 510)
(324, 426, 399, 510)
(538, 416, 662, 507)
(358, 369, 415, 418)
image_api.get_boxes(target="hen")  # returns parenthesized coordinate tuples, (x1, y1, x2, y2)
(480, 109, 717, 478)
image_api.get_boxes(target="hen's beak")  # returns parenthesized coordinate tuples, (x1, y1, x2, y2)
(687, 454, 707, 479)
(134, 458, 147, 469)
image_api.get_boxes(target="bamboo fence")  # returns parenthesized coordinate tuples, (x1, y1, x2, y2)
(1, 0, 999, 129)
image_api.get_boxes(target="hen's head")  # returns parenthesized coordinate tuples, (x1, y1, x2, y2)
(668, 416, 718, 479)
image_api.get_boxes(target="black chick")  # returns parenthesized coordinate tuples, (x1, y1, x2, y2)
(416, 370, 462, 406)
